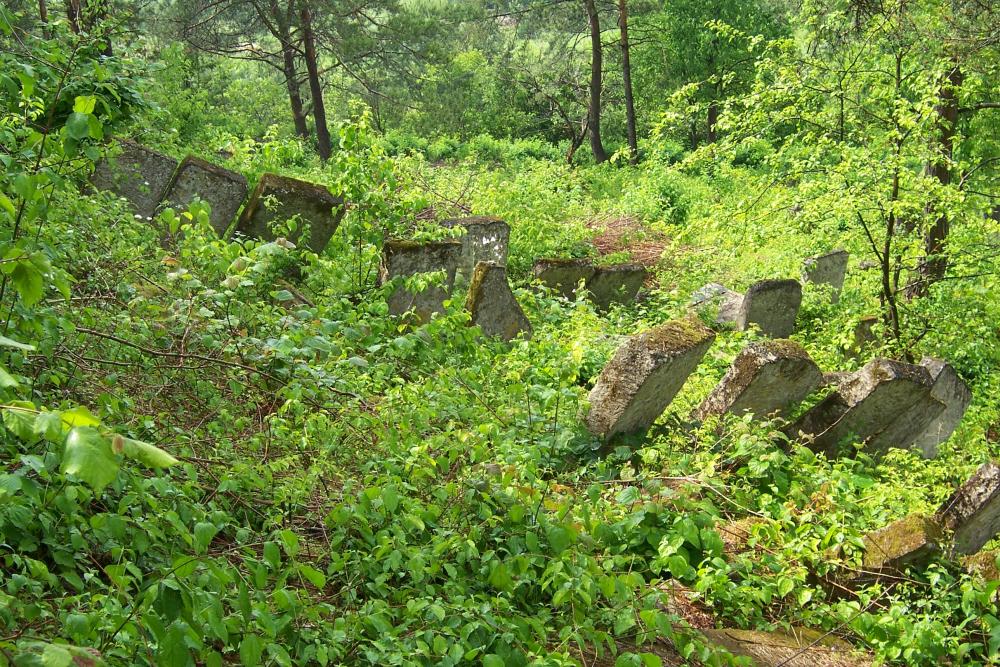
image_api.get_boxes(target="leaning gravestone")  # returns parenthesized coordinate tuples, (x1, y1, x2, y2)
(787, 358, 945, 458)
(935, 461, 1000, 555)
(379, 239, 462, 323)
(859, 514, 943, 577)
(694, 339, 822, 421)
(90, 139, 178, 219)
(533, 258, 596, 299)
(803, 249, 849, 303)
(234, 173, 344, 253)
(911, 358, 972, 457)
(690, 282, 743, 327)
(466, 262, 531, 341)
(585, 319, 715, 443)
(738, 279, 802, 338)
(161, 156, 249, 236)
(586, 264, 647, 310)
(441, 216, 510, 286)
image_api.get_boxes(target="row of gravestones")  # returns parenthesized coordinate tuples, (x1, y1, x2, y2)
(89, 139, 344, 252)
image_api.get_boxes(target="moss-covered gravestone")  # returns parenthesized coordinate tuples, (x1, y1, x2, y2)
(235, 173, 344, 253)
(935, 461, 1000, 555)
(803, 249, 849, 303)
(586, 264, 647, 310)
(694, 339, 822, 421)
(860, 514, 942, 576)
(585, 319, 715, 443)
(690, 282, 743, 327)
(161, 156, 249, 236)
(786, 358, 945, 458)
(90, 139, 178, 219)
(738, 279, 802, 338)
(466, 262, 531, 341)
(533, 258, 596, 299)
(911, 357, 972, 457)
(379, 240, 462, 323)
(442, 216, 510, 285)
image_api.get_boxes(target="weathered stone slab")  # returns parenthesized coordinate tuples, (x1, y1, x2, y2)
(586, 264, 647, 310)
(702, 628, 872, 667)
(786, 359, 945, 458)
(962, 549, 1000, 581)
(234, 173, 343, 253)
(90, 139, 178, 218)
(848, 315, 879, 359)
(379, 240, 462, 323)
(466, 262, 531, 341)
(738, 279, 802, 338)
(911, 358, 971, 456)
(441, 216, 509, 285)
(936, 461, 1000, 555)
(585, 319, 715, 442)
(860, 514, 941, 576)
(695, 340, 822, 421)
(717, 517, 770, 555)
(161, 156, 249, 236)
(803, 250, 849, 303)
(533, 258, 595, 299)
(690, 282, 743, 326)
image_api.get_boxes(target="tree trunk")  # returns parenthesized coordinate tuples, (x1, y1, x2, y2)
(38, 0, 49, 28)
(300, 2, 331, 161)
(706, 99, 718, 143)
(271, 0, 309, 139)
(584, 0, 608, 164)
(618, 0, 637, 165)
(65, 0, 80, 33)
(919, 63, 963, 290)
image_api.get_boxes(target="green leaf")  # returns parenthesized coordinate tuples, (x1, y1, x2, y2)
(73, 95, 96, 114)
(3, 402, 37, 440)
(194, 522, 218, 554)
(240, 634, 264, 666)
(0, 363, 18, 388)
(60, 405, 100, 428)
(547, 524, 573, 554)
(263, 541, 281, 570)
(120, 437, 179, 468)
(640, 653, 664, 667)
(65, 112, 91, 140)
(11, 258, 44, 306)
(483, 655, 504, 667)
(61, 427, 119, 491)
(382, 484, 399, 513)
(296, 564, 326, 589)
(41, 643, 73, 667)
(0, 334, 35, 350)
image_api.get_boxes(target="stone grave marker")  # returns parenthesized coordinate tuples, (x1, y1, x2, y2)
(585, 318, 715, 442)
(234, 173, 344, 253)
(858, 514, 942, 578)
(911, 357, 971, 457)
(466, 262, 532, 341)
(533, 258, 595, 299)
(738, 279, 802, 338)
(586, 264, 647, 310)
(695, 339, 822, 421)
(90, 139, 178, 219)
(161, 156, 249, 236)
(690, 282, 743, 327)
(441, 216, 510, 285)
(379, 240, 462, 323)
(803, 249, 849, 303)
(702, 628, 873, 667)
(935, 461, 1000, 555)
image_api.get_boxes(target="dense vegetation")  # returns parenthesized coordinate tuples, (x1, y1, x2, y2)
(1, 0, 999, 665)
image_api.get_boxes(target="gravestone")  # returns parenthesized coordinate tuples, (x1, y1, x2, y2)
(786, 359, 945, 458)
(586, 264, 647, 310)
(533, 258, 595, 299)
(695, 340, 822, 421)
(803, 249, 849, 303)
(161, 156, 249, 236)
(911, 358, 972, 456)
(702, 628, 872, 667)
(860, 514, 942, 576)
(691, 282, 743, 327)
(738, 279, 802, 338)
(379, 240, 462, 323)
(441, 216, 509, 285)
(585, 319, 715, 442)
(90, 139, 178, 219)
(849, 315, 879, 358)
(963, 550, 1000, 581)
(234, 173, 343, 253)
(466, 262, 532, 341)
(935, 461, 1000, 555)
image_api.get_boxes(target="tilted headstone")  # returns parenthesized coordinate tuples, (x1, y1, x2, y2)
(702, 628, 873, 667)
(786, 359, 945, 458)
(586, 264, 647, 310)
(935, 461, 1000, 555)
(465, 262, 531, 341)
(533, 258, 595, 299)
(694, 339, 822, 421)
(690, 282, 743, 327)
(738, 279, 802, 338)
(90, 139, 178, 219)
(161, 156, 249, 236)
(803, 249, 849, 303)
(234, 173, 344, 253)
(441, 216, 510, 285)
(911, 357, 971, 456)
(962, 549, 1000, 581)
(860, 514, 942, 577)
(585, 319, 715, 442)
(379, 239, 462, 323)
